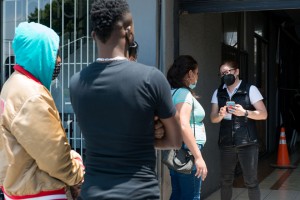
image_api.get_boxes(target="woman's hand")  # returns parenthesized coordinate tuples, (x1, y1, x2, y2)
(194, 157, 208, 181)
(218, 105, 227, 117)
(232, 104, 246, 116)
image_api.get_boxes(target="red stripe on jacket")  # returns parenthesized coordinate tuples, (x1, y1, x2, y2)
(2, 188, 66, 199)
(13, 64, 42, 85)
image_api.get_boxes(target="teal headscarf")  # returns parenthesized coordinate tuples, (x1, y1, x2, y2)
(12, 22, 59, 89)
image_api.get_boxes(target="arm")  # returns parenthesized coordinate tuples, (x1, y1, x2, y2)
(233, 100, 268, 120)
(153, 116, 164, 139)
(248, 100, 268, 119)
(210, 89, 227, 123)
(210, 103, 227, 123)
(154, 112, 182, 150)
(149, 70, 182, 149)
(0, 134, 8, 188)
(12, 95, 84, 186)
(233, 85, 268, 120)
(176, 102, 207, 180)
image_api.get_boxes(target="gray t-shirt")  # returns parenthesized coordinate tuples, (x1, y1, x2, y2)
(69, 60, 175, 200)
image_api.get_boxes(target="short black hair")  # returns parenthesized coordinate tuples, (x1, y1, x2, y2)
(90, 0, 130, 43)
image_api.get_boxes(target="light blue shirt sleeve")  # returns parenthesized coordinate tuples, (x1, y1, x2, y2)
(171, 88, 206, 145)
(172, 88, 193, 106)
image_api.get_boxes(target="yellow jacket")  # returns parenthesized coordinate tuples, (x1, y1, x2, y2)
(0, 71, 84, 198)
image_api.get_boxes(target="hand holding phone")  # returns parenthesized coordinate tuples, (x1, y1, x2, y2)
(226, 101, 235, 114)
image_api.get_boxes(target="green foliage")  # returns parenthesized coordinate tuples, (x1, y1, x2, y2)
(27, 0, 86, 37)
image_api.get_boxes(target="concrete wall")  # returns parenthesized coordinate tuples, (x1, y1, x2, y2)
(159, 0, 175, 73)
(179, 13, 223, 198)
(159, 1, 176, 199)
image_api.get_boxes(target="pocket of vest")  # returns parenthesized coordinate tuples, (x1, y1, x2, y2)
(234, 125, 253, 146)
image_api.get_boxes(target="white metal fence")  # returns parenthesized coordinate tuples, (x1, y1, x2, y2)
(1, 0, 95, 159)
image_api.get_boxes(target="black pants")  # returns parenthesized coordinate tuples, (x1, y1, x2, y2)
(220, 145, 260, 200)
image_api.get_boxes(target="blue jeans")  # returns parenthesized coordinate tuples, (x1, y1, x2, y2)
(169, 144, 202, 200)
(220, 145, 260, 200)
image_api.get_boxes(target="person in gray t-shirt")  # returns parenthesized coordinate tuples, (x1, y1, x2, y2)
(69, 1, 182, 199)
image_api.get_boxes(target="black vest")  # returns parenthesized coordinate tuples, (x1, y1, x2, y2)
(217, 81, 258, 147)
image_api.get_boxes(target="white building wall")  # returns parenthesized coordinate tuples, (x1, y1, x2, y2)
(159, 0, 175, 74)
(128, 0, 158, 67)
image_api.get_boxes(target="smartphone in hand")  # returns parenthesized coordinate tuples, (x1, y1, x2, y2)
(226, 101, 235, 114)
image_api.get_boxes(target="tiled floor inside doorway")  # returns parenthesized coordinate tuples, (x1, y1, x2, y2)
(204, 146, 300, 200)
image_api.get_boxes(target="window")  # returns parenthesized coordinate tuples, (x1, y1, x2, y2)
(222, 12, 240, 48)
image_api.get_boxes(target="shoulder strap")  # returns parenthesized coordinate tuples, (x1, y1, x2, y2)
(172, 88, 179, 96)
(172, 88, 196, 138)
(192, 99, 195, 137)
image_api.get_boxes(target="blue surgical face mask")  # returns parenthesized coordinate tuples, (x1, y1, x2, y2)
(189, 81, 197, 89)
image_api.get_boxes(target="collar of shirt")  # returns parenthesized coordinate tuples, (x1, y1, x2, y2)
(223, 80, 242, 99)
(13, 64, 42, 85)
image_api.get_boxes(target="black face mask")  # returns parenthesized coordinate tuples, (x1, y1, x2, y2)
(52, 63, 61, 80)
(221, 74, 236, 86)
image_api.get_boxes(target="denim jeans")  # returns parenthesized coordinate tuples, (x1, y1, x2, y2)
(220, 145, 260, 200)
(169, 144, 202, 200)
